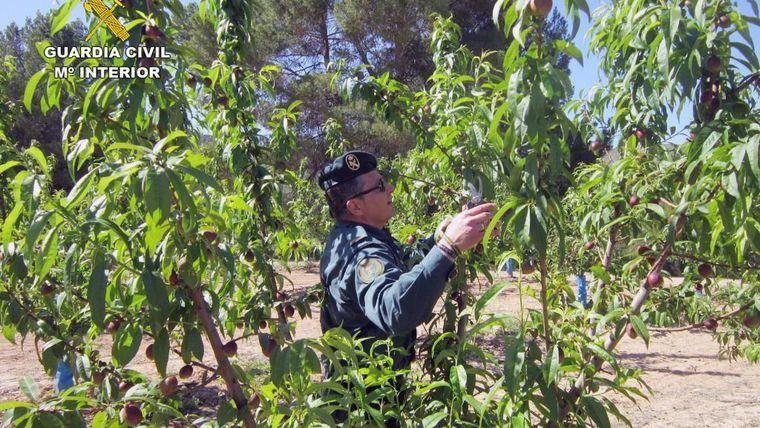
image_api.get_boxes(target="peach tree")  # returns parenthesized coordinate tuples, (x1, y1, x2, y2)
(320, 0, 759, 425)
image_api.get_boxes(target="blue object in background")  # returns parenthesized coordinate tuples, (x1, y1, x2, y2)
(576, 274, 587, 308)
(506, 258, 515, 277)
(54, 359, 74, 394)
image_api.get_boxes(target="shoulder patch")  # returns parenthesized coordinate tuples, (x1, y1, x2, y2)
(357, 257, 385, 283)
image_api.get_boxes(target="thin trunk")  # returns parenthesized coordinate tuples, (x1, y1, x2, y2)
(456, 290, 468, 341)
(319, 8, 330, 68)
(561, 213, 686, 419)
(602, 226, 617, 271)
(602, 204, 623, 272)
(539, 259, 551, 349)
(187, 286, 256, 428)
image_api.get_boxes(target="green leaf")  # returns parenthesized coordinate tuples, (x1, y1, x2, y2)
(668, 5, 681, 44)
(50, 0, 76, 36)
(503, 333, 524, 397)
(589, 264, 611, 285)
(25, 147, 49, 179)
(65, 169, 96, 208)
(154, 328, 170, 377)
(34, 412, 65, 428)
(141, 271, 169, 326)
(543, 345, 560, 383)
(90, 411, 107, 428)
(527, 207, 547, 258)
(2, 204, 23, 247)
(97, 161, 142, 192)
(25, 210, 54, 257)
(555, 40, 583, 65)
(421, 411, 447, 428)
(144, 169, 172, 223)
(176, 164, 223, 192)
(629, 315, 650, 347)
(153, 131, 187, 153)
(581, 396, 611, 428)
(747, 137, 759, 183)
(538, 379, 558, 421)
(509, 413, 532, 428)
(492, 0, 506, 28)
(112, 324, 142, 367)
(587, 343, 615, 365)
(644, 203, 666, 218)
(182, 328, 204, 362)
(35, 224, 60, 285)
(217, 400, 237, 426)
(449, 364, 467, 397)
(24, 70, 46, 112)
(85, 219, 132, 255)
(3, 323, 17, 343)
(270, 345, 289, 386)
(165, 168, 197, 225)
(19, 377, 39, 402)
(474, 282, 509, 319)
(0, 401, 36, 411)
(88, 251, 107, 330)
(105, 143, 151, 154)
(0, 160, 22, 175)
(483, 198, 517, 249)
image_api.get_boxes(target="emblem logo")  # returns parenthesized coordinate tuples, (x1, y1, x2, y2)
(346, 154, 360, 171)
(357, 258, 384, 283)
(84, 0, 130, 42)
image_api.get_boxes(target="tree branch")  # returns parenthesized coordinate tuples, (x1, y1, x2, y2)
(187, 285, 256, 428)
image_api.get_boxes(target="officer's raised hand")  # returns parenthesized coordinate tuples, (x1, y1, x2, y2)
(441, 202, 497, 252)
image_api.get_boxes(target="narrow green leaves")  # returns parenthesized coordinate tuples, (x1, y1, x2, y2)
(112, 324, 143, 367)
(181, 328, 204, 363)
(474, 282, 509, 319)
(35, 224, 61, 286)
(88, 251, 107, 330)
(581, 396, 611, 428)
(144, 168, 172, 223)
(140, 270, 170, 326)
(503, 333, 525, 398)
(24, 70, 46, 112)
(629, 315, 650, 347)
(153, 328, 170, 377)
(25, 147, 49, 179)
(50, 0, 76, 36)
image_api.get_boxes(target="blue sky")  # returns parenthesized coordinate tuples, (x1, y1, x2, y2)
(3, 0, 757, 139)
(2, 1, 86, 29)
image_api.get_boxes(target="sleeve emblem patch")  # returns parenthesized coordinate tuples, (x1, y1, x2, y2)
(357, 258, 385, 283)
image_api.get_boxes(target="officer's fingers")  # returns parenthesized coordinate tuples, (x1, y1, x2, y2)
(468, 211, 495, 226)
(466, 202, 497, 215)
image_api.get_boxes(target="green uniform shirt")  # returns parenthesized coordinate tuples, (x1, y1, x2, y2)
(320, 220, 454, 370)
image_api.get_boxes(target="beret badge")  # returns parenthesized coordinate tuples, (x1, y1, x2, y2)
(346, 154, 360, 171)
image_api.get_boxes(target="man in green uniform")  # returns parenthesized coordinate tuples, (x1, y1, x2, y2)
(318, 150, 496, 372)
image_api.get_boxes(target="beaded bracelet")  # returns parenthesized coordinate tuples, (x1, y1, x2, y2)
(437, 242, 458, 262)
(440, 234, 462, 257)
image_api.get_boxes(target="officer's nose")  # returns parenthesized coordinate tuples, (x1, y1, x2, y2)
(387, 182, 395, 194)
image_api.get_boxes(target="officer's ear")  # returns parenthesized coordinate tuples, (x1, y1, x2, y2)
(345, 198, 363, 216)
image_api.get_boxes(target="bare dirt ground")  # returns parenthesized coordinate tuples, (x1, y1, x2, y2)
(1, 267, 758, 427)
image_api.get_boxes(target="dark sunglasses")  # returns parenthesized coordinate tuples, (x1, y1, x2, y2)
(347, 178, 386, 200)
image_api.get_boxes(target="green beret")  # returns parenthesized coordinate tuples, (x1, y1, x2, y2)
(318, 151, 377, 191)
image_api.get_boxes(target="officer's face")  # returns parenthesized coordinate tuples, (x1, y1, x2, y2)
(349, 170, 395, 227)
